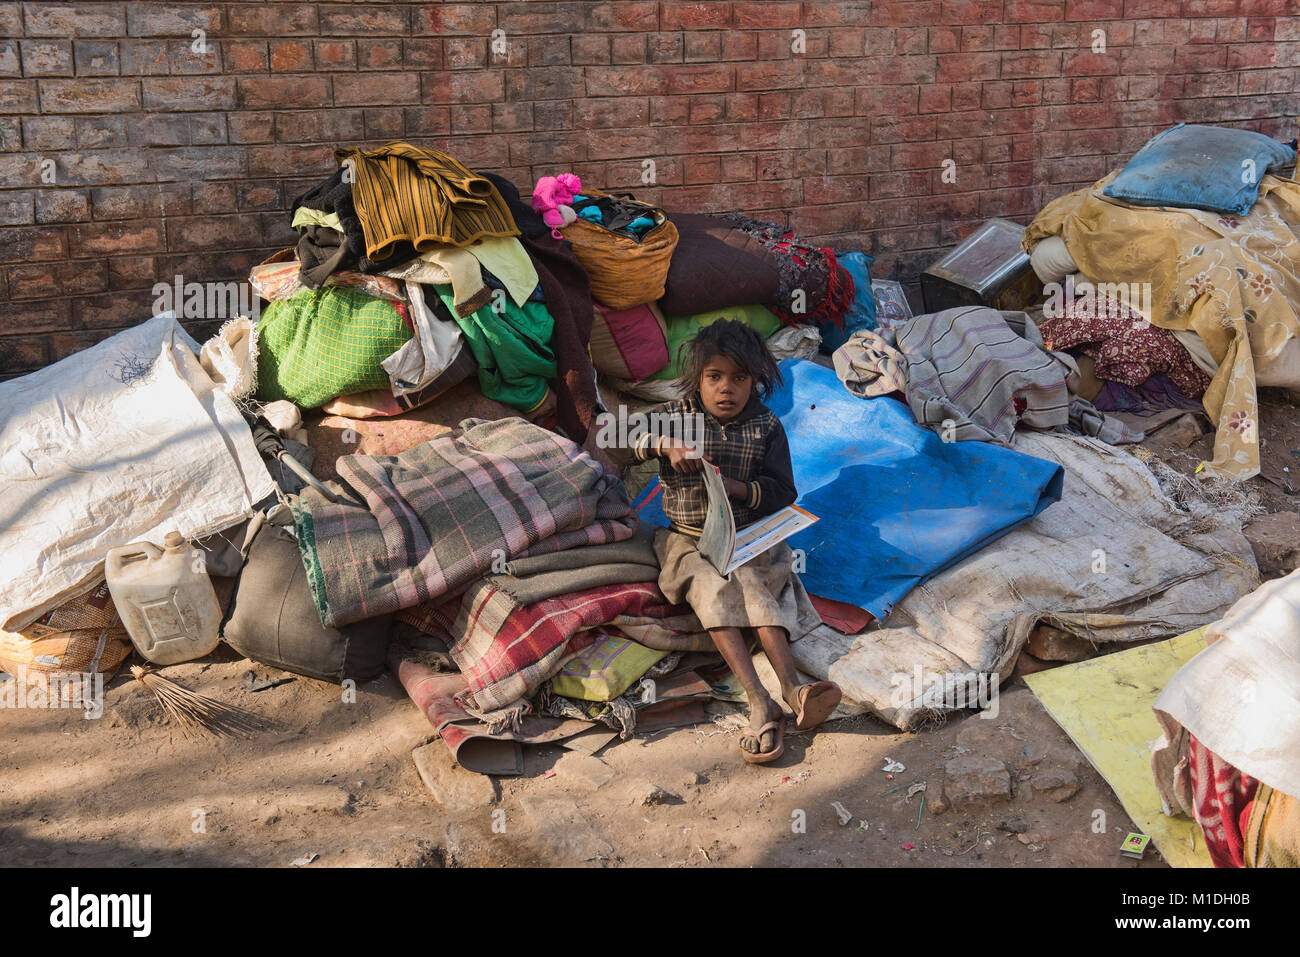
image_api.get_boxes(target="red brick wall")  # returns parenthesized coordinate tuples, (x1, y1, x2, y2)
(0, 1, 1295, 376)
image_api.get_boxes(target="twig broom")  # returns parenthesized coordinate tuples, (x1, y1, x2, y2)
(130, 665, 277, 738)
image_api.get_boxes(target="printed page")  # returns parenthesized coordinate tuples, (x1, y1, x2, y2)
(725, 505, 819, 576)
(697, 462, 736, 576)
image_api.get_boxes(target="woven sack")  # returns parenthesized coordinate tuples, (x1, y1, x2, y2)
(0, 580, 133, 683)
(561, 188, 679, 310)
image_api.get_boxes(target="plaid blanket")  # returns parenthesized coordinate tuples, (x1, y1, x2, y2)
(294, 417, 637, 628)
(398, 580, 704, 712)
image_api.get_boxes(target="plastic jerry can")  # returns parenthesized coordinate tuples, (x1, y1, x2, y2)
(105, 531, 222, 665)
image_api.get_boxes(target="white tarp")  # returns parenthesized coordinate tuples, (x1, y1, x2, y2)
(0, 313, 275, 630)
(790, 432, 1258, 730)
(1153, 569, 1300, 807)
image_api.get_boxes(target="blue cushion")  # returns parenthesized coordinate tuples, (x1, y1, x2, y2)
(1102, 123, 1295, 216)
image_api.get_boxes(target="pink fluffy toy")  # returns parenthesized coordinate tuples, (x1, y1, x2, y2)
(531, 173, 582, 239)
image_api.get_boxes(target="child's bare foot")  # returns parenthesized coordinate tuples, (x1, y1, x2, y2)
(784, 681, 842, 731)
(740, 695, 785, 764)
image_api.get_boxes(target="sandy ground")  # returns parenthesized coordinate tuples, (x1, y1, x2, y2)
(1, 649, 1151, 868)
(6, 395, 1295, 870)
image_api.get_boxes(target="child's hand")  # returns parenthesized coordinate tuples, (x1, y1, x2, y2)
(722, 476, 749, 501)
(659, 439, 703, 473)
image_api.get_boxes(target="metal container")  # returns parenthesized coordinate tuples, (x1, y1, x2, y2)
(920, 218, 1043, 313)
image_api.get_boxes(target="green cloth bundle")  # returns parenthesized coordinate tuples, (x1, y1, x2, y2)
(256, 286, 412, 408)
(426, 285, 557, 412)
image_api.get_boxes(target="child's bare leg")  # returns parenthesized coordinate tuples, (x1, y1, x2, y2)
(754, 625, 800, 705)
(756, 624, 842, 728)
(709, 626, 782, 756)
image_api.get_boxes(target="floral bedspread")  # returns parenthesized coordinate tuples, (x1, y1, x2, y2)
(1025, 172, 1300, 480)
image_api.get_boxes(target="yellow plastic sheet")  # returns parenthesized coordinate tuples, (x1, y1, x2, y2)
(1025, 629, 1213, 868)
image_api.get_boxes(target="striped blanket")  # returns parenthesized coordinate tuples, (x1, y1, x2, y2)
(896, 305, 1137, 445)
(399, 580, 704, 712)
(897, 305, 1069, 443)
(293, 417, 637, 628)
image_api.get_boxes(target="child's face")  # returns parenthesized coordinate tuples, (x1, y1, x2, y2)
(699, 353, 752, 423)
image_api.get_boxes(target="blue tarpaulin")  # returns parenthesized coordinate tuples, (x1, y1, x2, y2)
(632, 359, 1064, 619)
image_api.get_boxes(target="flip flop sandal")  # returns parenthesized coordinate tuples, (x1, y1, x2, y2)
(793, 681, 842, 731)
(741, 716, 785, 765)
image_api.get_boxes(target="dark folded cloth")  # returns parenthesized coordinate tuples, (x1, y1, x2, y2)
(486, 562, 660, 606)
(502, 529, 658, 577)
(296, 225, 350, 289)
(291, 167, 420, 281)
(481, 171, 548, 238)
(1092, 373, 1204, 414)
(521, 232, 599, 442)
(659, 212, 783, 316)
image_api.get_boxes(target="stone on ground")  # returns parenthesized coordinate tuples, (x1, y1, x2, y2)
(411, 742, 498, 810)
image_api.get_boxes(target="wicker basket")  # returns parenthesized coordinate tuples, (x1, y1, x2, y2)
(561, 189, 679, 310)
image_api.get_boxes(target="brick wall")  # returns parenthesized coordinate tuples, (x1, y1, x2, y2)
(0, 1, 1295, 376)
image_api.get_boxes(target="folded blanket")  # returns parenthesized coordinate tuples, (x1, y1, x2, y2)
(400, 580, 704, 712)
(485, 562, 659, 606)
(292, 416, 637, 628)
(500, 528, 659, 577)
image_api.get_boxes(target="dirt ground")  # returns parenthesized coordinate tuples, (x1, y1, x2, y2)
(5, 396, 1295, 870)
(0, 653, 1150, 868)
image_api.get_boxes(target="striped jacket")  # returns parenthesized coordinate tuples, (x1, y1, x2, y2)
(634, 393, 797, 534)
(336, 143, 519, 262)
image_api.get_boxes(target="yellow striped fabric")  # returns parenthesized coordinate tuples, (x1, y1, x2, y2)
(336, 142, 519, 261)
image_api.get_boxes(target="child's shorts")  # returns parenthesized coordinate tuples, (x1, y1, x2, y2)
(653, 527, 803, 636)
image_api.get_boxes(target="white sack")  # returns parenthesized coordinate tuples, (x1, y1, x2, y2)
(0, 313, 275, 629)
(1153, 568, 1300, 803)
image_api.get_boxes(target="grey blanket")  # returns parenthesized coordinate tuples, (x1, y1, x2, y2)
(485, 562, 660, 606)
(894, 305, 1140, 446)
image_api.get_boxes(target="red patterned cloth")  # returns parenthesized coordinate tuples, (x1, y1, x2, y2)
(1038, 296, 1211, 398)
(1189, 735, 1260, 868)
(398, 580, 700, 712)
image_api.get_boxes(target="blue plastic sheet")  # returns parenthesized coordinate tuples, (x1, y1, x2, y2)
(632, 359, 1064, 619)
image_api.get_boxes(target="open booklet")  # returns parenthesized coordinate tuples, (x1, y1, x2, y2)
(697, 463, 819, 576)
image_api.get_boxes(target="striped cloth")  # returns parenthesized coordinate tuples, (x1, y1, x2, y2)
(292, 416, 638, 628)
(336, 143, 519, 262)
(897, 305, 1070, 444)
(400, 580, 695, 712)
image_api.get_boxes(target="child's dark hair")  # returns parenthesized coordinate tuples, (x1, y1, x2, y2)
(673, 319, 782, 401)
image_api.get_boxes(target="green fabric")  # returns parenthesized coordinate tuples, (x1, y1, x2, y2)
(428, 284, 557, 411)
(651, 304, 783, 381)
(291, 206, 343, 232)
(256, 286, 412, 408)
(550, 635, 667, 702)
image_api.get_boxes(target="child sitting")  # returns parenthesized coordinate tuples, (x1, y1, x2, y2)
(632, 319, 842, 763)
